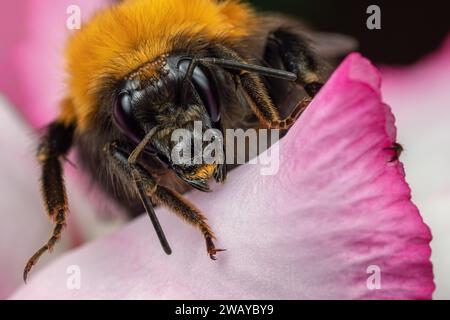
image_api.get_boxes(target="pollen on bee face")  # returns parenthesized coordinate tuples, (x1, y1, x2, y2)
(185, 164, 217, 181)
(126, 53, 170, 83)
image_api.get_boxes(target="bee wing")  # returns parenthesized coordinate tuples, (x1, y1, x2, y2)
(264, 27, 358, 117)
(309, 32, 359, 60)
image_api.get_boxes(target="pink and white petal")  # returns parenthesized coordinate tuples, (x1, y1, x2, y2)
(0, 0, 111, 129)
(0, 99, 72, 299)
(0, 97, 121, 299)
(382, 36, 450, 299)
(11, 54, 434, 300)
(0, 1, 126, 298)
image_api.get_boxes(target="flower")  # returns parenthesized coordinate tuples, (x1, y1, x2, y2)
(381, 37, 450, 299)
(0, 102, 70, 298)
(1, 0, 444, 300)
(0, 0, 111, 129)
(0, 0, 115, 299)
(7, 53, 434, 299)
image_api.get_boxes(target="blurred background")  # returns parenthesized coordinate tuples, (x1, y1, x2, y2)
(249, 0, 449, 65)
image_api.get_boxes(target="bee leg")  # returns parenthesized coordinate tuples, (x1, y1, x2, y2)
(239, 72, 312, 130)
(268, 28, 324, 98)
(210, 45, 306, 130)
(24, 121, 75, 282)
(152, 184, 226, 260)
(105, 142, 225, 260)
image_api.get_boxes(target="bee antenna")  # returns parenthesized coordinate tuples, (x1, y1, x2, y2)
(133, 170, 172, 255)
(200, 57, 298, 81)
(128, 127, 172, 255)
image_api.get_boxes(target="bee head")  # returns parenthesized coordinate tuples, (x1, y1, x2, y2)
(112, 54, 223, 188)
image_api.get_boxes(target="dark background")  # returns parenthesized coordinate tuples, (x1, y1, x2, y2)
(248, 0, 450, 65)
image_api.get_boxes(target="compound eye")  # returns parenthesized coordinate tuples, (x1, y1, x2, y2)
(191, 66, 220, 123)
(179, 60, 221, 123)
(113, 92, 141, 142)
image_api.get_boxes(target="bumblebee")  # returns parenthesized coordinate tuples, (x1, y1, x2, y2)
(24, 0, 339, 280)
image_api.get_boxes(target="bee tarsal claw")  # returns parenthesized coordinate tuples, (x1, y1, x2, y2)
(206, 237, 226, 260)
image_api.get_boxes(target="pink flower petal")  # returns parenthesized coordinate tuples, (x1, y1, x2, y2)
(0, 0, 119, 287)
(10, 54, 434, 300)
(0, 99, 115, 298)
(0, 0, 111, 129)
(0, 1, 126, 298)
(382, 36, 450, 299)
(0, 101, 71, 299)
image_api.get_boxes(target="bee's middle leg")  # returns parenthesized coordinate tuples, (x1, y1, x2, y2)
(105, 142, 225, 259)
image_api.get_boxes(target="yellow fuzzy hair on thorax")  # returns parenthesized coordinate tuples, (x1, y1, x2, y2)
(61, 0, 258, 130)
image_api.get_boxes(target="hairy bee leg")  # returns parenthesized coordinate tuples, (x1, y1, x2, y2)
(24, 122, 75, 282)
(210, 45, 301, 130)
(106, 143, 225, 260)
(152, 184, 226, 260)
(239, 68, 313, 129)
(127, 129, 221, 256)
(268, 28, 324, 98)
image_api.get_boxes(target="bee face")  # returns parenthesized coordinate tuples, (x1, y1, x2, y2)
(112, 53, 222, 179)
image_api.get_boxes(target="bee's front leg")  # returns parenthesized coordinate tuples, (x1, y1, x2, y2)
(24, 121, 75, 282)
(150, 179, 226, 260)
(104, 142, 225, 260)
